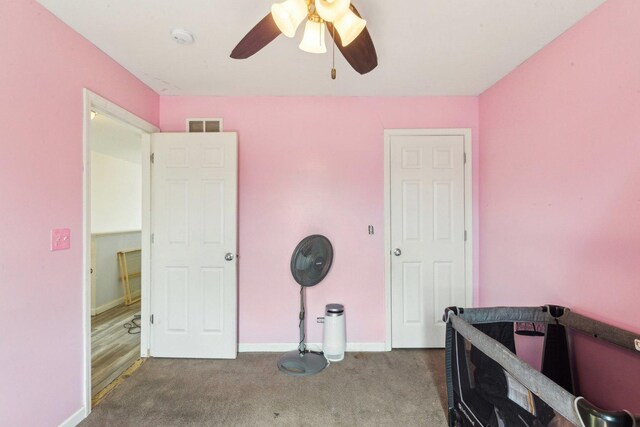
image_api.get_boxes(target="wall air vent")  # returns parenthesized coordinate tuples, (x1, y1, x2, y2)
(186, 118, 223, 133)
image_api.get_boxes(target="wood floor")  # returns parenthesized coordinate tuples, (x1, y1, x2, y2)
(91, 301, 141, 397)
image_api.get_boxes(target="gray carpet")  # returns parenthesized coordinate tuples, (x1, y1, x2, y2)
(82, 350, 448, 427)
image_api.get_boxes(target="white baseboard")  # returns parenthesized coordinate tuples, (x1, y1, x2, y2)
(92, 297, 123, 316)
(238, 342, 386, 353)
(59, 407, 85, 427)
(346, 342, 387, 352)
(91, 291, 141, 316)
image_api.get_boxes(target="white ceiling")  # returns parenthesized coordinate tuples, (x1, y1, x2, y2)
(37, 0, 605, 96)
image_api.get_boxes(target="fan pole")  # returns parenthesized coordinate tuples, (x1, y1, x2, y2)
(299, 286, 306, 353)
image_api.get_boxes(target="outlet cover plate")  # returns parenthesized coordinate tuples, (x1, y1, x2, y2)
(51, 228, 71, 251)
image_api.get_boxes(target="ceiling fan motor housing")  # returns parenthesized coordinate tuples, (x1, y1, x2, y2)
(315, 0, 350, 22)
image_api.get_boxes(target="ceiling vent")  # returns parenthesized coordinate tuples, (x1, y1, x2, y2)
(186, 118, 223, 133)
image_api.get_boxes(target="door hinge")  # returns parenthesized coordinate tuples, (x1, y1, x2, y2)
(150, 153, 155, 164)
(463, 152, 467, 164)
(151, 233, 154, 244)
(150, 314, 154, 324)
(464, 230, 468, 241)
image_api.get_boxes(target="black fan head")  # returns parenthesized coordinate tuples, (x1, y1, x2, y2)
(290, 235, 333, 287)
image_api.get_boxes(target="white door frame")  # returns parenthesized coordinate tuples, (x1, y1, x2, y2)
(82, 89, 159, 416)
(383, 129, 473, 351)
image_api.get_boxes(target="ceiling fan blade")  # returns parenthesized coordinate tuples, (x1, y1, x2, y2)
(230, 13, 281, 59)
(327, 5, 378, 74)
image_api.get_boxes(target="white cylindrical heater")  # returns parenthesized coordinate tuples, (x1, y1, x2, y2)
(321, 304, 346, 362)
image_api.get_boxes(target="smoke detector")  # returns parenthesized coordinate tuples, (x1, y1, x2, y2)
(171, 28, 194, 45)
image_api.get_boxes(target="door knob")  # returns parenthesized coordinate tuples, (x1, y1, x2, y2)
(393, 248, 402, 256)
(225, 253, 235, 261)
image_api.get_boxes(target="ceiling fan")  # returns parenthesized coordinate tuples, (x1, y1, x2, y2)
(230, 0, 377, 78)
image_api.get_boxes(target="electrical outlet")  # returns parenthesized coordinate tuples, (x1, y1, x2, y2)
(51, 228, 71, 251)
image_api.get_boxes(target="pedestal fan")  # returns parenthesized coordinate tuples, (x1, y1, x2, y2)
(277, 234, 333, 376)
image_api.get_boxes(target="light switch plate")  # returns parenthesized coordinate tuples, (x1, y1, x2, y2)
(51, 228, 71, 251)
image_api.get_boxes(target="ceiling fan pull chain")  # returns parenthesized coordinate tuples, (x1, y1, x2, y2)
(331, 25, 337, 79)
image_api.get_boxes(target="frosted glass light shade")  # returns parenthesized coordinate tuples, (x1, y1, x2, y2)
(271, 0, 308, 38)
(315, 0, 350, 22)
(333, 9, 366, 46)
(299, 20, 327, 54)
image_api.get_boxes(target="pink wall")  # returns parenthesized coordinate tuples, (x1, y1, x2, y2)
(0, 1, 159, 425)
(160, 97, 479, 345)
(479, 0, 640, 412)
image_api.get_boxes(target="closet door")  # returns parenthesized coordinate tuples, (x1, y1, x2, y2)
(389, 132, 467, 348)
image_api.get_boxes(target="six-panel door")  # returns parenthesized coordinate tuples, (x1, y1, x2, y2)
(390, 134, 466, 348)
(151, 132, 237, 358)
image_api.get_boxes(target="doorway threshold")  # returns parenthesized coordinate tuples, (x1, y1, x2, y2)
(92, 358, 145, 408)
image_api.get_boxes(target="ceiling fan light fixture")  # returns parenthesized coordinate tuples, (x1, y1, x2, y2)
(333, 9, 366, 46)
(271, 0, 308, 38)
(315, 0, 350, 22)
(299, 19, 327, 54)
(230, 1, 378, 76)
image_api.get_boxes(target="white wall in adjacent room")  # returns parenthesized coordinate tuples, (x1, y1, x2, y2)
(90, 151, 142, 232)
(90, 114, 143, 312)
(90, 113, 142, 233)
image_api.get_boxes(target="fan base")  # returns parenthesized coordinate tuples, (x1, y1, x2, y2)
(277, 350, 328, 377)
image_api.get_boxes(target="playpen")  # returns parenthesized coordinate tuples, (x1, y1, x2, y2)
(444, 305, 639, 426)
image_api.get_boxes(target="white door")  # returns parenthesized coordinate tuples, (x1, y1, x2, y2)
(151, 132, 237, 358)
(390, 132, 467, 348)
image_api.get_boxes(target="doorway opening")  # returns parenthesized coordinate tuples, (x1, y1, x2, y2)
(82, 89, 158, 416)
(89, 111, 143, 401)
